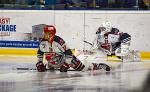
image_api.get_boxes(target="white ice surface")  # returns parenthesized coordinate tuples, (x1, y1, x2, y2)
(0, 56, 150, 92)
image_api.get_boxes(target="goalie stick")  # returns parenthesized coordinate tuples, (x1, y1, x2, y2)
(83, 40, 93, 46)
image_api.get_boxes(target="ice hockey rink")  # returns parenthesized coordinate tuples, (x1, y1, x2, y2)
(0, 10, 150, 92)
(0, 56, 150, 92)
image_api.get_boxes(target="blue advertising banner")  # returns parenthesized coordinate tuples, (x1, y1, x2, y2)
(0, 41, 39, 48)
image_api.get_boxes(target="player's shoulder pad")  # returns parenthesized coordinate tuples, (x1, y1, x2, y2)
(54, 35, 65, 46)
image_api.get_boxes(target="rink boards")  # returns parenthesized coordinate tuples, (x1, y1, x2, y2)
(0, 10, 150, 62)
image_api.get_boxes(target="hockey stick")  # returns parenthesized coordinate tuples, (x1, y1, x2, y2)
(83, 40, 93, 46)
(16, 62, 111, 72)
(16, 67, 78, 71)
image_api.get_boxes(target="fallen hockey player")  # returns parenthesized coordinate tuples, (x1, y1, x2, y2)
(36, 25, 111, 72)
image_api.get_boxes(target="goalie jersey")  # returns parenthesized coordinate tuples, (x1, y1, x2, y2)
(95, 28, 131, 56)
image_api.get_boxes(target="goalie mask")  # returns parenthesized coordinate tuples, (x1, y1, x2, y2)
(101, 21, 112, 32)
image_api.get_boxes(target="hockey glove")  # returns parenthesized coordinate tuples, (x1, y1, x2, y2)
(60, 63, 70, 72)
(36, 62, 46, 72)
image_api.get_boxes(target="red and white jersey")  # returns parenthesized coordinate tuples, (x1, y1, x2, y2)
(37, 35, 72, 64)
(95, 27, 131, 56)
(94, 28, 123, 54)
(39, 35, 69, 53)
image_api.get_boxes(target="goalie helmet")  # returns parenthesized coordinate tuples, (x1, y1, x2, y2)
(101, 21, 112, 32)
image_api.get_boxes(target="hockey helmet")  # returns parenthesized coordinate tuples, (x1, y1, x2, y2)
(44, 25, 56, 36)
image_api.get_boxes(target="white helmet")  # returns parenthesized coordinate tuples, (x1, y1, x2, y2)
(101, 21, 112, 32)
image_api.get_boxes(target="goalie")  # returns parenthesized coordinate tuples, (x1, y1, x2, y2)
(94, 21, 131, 58)
(36, 25, 111, 72)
